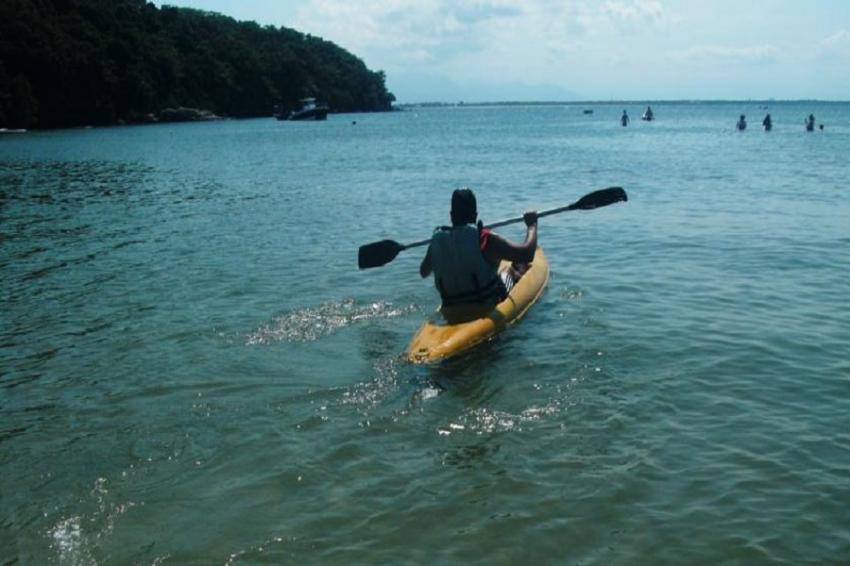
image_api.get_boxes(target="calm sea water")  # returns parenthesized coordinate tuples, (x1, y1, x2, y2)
(2, 102, 849, 563)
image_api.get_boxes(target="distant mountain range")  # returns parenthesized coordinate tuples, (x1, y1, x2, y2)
(389, 72, 581, 104)
(0, 0, 395, 128)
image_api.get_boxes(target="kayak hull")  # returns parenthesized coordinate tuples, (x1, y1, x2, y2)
(407, 247, 549, 363)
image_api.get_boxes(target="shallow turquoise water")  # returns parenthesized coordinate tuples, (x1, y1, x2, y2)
(2, 102, 849, 563)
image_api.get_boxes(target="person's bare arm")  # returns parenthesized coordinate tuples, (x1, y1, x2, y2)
(420, 246, 433, 278)
(484, 211, 538, 264)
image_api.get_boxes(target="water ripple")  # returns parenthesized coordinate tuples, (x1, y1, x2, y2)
(245, 299, 416, 344)
(2, 104, 849, 564)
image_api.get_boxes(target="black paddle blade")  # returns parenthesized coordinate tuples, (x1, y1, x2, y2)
(358, 239, 406, 269)
(569, 186, 628, 210)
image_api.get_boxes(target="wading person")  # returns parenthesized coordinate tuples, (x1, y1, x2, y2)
(419, 188, 537, 306)
(805, 114, 815, 132)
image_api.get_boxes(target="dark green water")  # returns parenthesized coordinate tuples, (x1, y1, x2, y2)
(2, 102, 849, 563)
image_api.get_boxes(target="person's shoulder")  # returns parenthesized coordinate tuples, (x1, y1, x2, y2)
(482, 230, 509, 249)
(479, 227, 492, 249)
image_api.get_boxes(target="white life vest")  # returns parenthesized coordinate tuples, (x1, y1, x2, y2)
(430, 225, 503, 305)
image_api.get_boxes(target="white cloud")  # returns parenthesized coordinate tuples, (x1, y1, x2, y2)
(821, 29, 850, 48)
(292, 1, 672, 74)
(818, 29, 850, 59)
(604, 0, 664, 24)
(293, 0, 525, 56)
(673, 44, 781, 65)
(289, 0, 691, 100)
(283, 1, 847, 100)
(294, 1, 593, 82)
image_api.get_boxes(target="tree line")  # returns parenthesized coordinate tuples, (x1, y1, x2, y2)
(0, 0, 395, 128)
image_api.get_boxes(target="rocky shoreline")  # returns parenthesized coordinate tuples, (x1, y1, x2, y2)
(127, 106, 223, 125)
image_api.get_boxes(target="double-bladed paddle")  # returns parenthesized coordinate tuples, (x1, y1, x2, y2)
(358, 186, 628, 269)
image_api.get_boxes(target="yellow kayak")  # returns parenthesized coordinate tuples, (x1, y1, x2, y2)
(407, 247, 549, 363)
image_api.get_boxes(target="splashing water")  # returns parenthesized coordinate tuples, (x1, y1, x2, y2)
(437, 401, 565, 436)
(45, 477, 135, 565)
(245, 299, 416, 344)
(49, 516, 90, 564)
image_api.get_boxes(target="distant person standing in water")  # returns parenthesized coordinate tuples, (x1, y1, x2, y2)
(762, 114, 772, 131)
(621, 110, 629, 127)
(819, 124, 824, 131)
(736, 114, 747, 131)
(805, 114, 815, 132)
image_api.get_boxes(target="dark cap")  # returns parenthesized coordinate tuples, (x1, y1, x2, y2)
(451, 188, 477, 225)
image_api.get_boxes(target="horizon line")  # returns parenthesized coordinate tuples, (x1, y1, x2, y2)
(394, 98, 850, 106)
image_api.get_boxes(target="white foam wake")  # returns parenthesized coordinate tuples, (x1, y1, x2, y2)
(246, 299, 415, 344)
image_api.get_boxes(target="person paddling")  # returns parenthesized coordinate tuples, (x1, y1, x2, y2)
(419, 188, 537, 306)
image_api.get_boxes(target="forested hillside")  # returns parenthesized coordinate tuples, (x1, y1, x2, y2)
(0, 0, 395, 128)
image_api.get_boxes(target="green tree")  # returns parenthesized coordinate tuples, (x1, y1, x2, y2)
(6, 75, 38, 128)
(0, 0, 395, 128)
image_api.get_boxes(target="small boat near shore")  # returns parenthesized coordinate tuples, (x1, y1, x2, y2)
(277, 98, 328, 121)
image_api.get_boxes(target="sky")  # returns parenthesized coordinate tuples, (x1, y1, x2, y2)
(154, 0, 850, 102)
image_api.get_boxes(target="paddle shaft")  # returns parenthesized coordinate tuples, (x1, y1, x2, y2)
(400, 202, 581, 251)
(357, 186, 627, 269)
